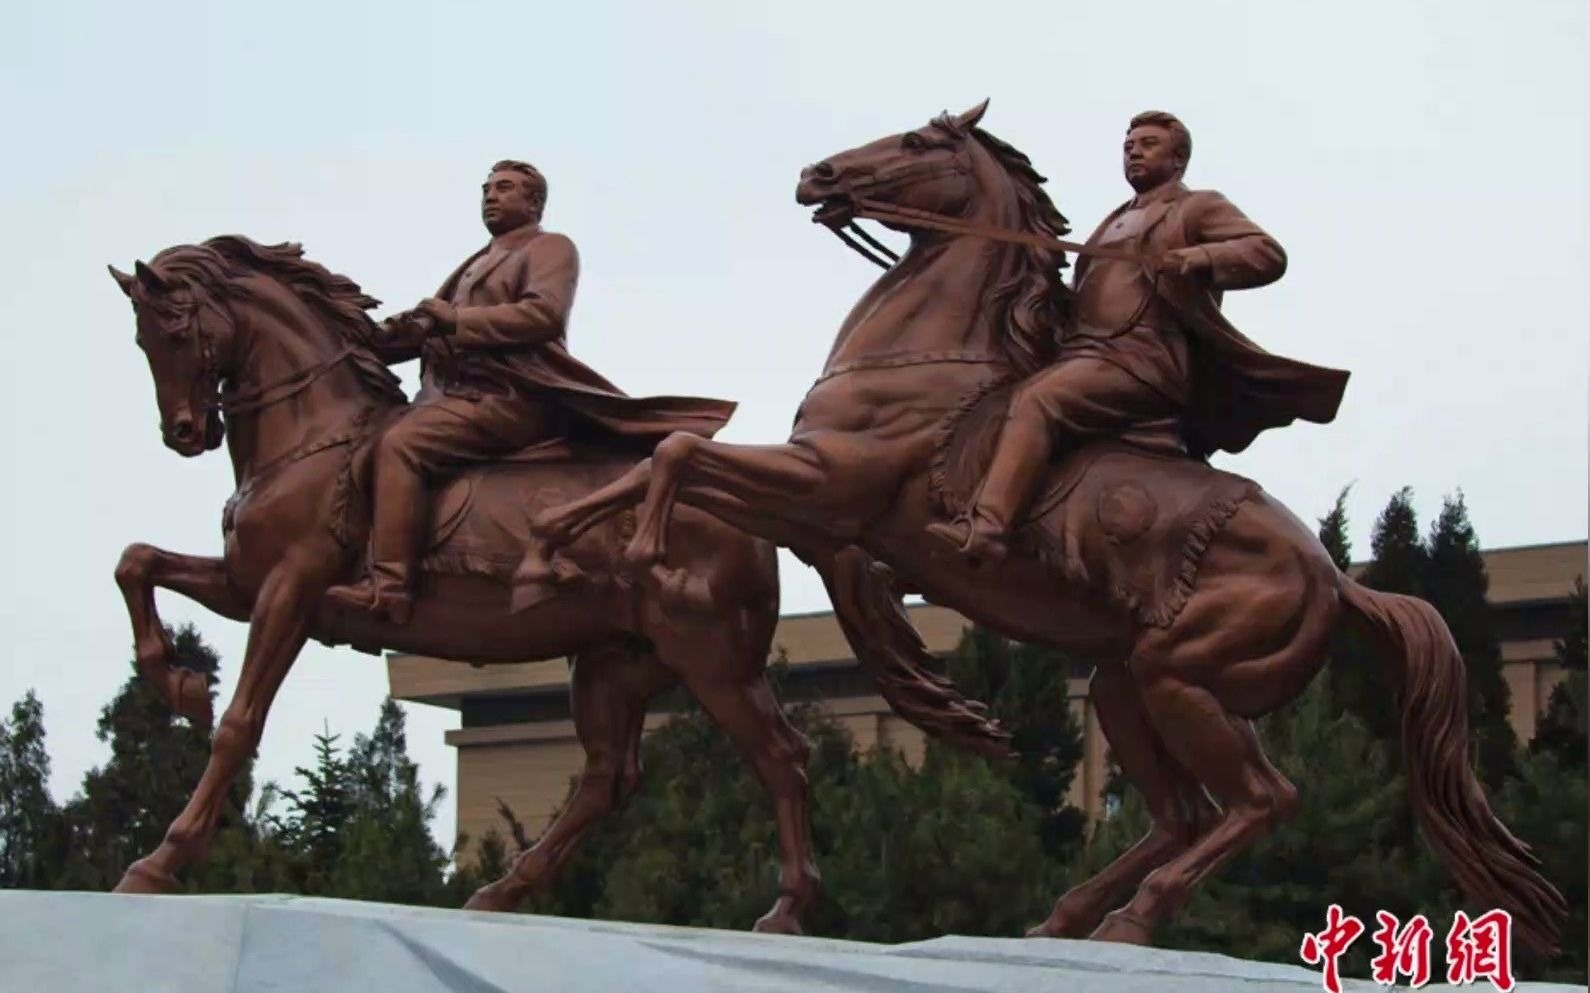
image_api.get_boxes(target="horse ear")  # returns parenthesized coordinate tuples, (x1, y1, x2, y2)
(108, 265, 137, 297)
(955, 99, 990, 130)
(134, 260, 168, 295)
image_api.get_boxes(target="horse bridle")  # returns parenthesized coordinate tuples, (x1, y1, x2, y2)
(816, 156, 1159, 270)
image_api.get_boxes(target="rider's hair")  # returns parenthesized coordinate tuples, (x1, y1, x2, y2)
(489, 160, 548, 213)
(1128, 111, 1192, 172)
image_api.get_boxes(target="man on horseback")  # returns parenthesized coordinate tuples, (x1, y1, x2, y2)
(325, 159, 736, 623)
(928, 111, 1349, 564)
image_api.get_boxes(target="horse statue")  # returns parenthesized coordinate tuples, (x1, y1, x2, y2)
(105, 237, 841, 933)
(523, 102, 1567, 954)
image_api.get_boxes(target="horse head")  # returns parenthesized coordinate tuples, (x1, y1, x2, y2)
(797, 100, 1073, 377)
(110, 256, 230, 457)
(797, 100, 995, 234)
(111, 237, 405, 460)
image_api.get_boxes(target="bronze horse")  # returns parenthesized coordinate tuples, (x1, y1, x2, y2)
(526, 102, 1566, 953)
(106, 238, 830, 932)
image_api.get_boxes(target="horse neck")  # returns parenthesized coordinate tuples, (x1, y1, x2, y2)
(221, 285, 380, 484)
(821, 192, 1023, 372)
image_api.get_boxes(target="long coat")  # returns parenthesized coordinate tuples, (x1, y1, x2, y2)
(406, 223, 736, 448)
(1072, 182, 1349, 458)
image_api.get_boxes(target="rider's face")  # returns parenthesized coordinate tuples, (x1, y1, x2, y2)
(1122, 125, 1185, 193)
(481, 171, 539, 236)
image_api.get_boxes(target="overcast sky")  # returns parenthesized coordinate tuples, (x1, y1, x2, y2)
(1, 1, 1584, 855)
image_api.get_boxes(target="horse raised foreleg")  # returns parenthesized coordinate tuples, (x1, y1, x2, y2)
(115, 545, 251, 729)
(114, 560, 323, 894)
(624, 433, 827, 570)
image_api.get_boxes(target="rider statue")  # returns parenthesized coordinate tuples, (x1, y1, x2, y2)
(928, 111, 1349, 564)
(325, 159, 735, 623)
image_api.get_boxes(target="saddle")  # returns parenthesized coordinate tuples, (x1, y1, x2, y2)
(930, 379, 1259, 628)
(338, 431, 636, 586)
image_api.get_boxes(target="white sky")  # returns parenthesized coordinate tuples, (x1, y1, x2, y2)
(1, 1, 1585, 854)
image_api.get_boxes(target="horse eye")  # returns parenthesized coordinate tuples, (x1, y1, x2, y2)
(902, 133, 926, 151)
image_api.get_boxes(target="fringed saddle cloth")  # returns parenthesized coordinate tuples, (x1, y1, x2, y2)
(929, 379, 1260, 628)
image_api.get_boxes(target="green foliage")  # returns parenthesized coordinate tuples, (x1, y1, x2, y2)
(55, 625, 263, 891)
(525, 691, 1060, 942)
(943, 628, 1089, 861)
(1532, 576, 1587, 770)
(1499, 744, 1589, 983)
(0, 691, 66, 888)
(1425, 492, 1516, 788)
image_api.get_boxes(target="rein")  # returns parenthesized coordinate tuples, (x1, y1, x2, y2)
(209, 344, 359, 418)
(827, 197, 1160, 270)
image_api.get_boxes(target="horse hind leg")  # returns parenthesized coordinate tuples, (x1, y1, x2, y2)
(464, 640, 667, 911)
(1089, 642, 1306, 943)
(1030, 660, 1217, 938)
(650, 615, 820, 934)
(114, 545, 251, 729)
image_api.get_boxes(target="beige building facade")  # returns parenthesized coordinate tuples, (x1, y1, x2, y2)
(388, 541, 1586, 854)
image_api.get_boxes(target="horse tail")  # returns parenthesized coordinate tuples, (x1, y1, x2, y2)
(824, 546, 1011, 759)
(1336, 575, 1566, 956)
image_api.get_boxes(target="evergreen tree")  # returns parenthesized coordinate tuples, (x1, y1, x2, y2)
(1500, 741, 1588, 984)
(944, 627, 1088, 860)
(332, 698, 450, 904)
(0, 691, 65, 888)
(270, 728, 354, 894)
(1317, 484, 1354, 572)
(532, 690, 1059, 941)
(1532, 576, 1587, 769)
(1424, 493, 1515, 787)
(58, 625, 265, 892)
(1331, 488, 1427, 750)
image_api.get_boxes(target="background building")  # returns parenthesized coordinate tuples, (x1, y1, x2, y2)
(388, 541, 1585, 853)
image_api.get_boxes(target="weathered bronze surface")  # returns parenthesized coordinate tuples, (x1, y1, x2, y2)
(527, 104, 1566, 953)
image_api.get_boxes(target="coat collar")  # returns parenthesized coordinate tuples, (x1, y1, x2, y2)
(441, 223, 544, 298)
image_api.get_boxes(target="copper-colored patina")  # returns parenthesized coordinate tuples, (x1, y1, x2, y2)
(526, 104, 1566, 952)
(106, 163, 821, 933)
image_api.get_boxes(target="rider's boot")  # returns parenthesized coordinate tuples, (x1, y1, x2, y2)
(324, 451, 421, 625)
(926, 409, 1052, 566)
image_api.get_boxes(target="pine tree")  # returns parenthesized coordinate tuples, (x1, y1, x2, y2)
(1423, 493, 1515, 788)
(58, 624, 263, 891)
(270, 728, 354, 894)
(1317, 484, 1354, 572)
(529, 689, 1059, 941)
(944, 628, 1088, 860)
(332, 698, 450, 904)
(1331, 488, 1427, 750)
(1501, 736, 1588, 984)
(1532, 576, 1587, 770)
(0, 691, 65, 888)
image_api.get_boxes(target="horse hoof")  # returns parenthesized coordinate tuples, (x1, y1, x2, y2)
(113, 858, 180, 895)
(1089, 910, 1153, 945)
(752, 911, 803, 936)
(1027, 916, 1084, 939)
(463, 881, 521, 913)
(173, 671, 214, 730)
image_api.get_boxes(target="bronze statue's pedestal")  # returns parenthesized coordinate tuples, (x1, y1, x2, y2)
(2, 891, 1582, 992)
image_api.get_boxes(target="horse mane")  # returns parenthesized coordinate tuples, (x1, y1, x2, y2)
(935, 113, 1076, 378)
(150, 236, 407, 407)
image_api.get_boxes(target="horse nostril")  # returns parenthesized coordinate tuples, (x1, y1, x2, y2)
(171, 418, 195, 442)
(813, 162, 837, 180)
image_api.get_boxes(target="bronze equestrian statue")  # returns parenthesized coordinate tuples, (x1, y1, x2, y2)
(526, 103, 1566, 955)
(104, 160, 843, 934)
